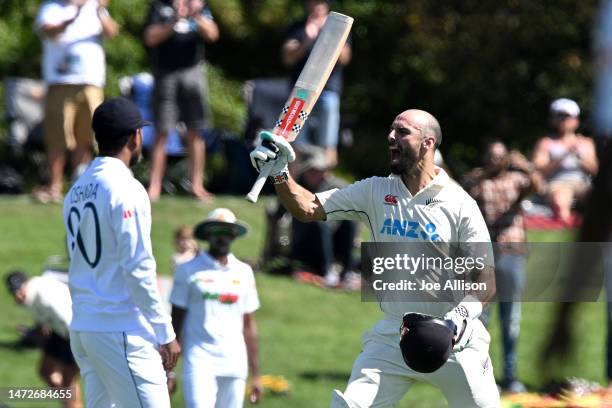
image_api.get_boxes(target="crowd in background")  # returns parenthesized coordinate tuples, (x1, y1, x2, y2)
(6, 0, 602, 274)
(4, 0, 600, 224)
(1, 0, 608, 398)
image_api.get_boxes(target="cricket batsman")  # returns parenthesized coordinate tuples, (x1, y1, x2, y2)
(250, 109, 500, 407)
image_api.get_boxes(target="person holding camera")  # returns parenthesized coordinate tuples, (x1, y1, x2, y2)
(144, 0, 218, 202)
(34, 0, 118, 203)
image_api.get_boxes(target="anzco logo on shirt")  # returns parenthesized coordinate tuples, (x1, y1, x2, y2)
(202, 291, 239, 304)
(379, 218, 441, 241)
(383, 194, 398, 206)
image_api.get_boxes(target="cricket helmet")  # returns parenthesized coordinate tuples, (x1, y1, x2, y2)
(399, 313, 455, 373)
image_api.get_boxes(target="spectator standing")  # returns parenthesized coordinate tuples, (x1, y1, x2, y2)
(5, 271, 82, 408)
(144, 0, 218, 202)
(34, 0, 118, 203)
(463, 140, 542, 393)
(170, 208, 262, 407)
(532, 98, 598, 225)
(282, 0, 351, 168)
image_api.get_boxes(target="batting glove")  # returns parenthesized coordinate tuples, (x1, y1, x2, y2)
(249, 131, 296, 183)
(443, 297, 482, 350)
(443, 309, 467, 345)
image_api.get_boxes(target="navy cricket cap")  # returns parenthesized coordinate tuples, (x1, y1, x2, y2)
(5, 270, 27, 294)
(92, 97, 150, 140)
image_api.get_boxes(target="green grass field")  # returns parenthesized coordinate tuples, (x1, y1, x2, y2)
(0, 196, 606, 407)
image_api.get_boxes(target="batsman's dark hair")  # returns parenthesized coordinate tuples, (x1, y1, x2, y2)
(96, 129, 137, 157)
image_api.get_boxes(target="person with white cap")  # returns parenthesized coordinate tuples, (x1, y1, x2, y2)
(170, 208, 262, 408)
(532, 98, 599, 225)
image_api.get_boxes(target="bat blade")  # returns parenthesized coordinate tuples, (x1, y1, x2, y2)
(246, 12, 354, 203)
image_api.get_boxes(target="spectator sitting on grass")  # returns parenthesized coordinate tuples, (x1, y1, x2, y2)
(290, 145, 360, 289)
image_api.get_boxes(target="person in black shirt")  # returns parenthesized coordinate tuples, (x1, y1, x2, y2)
(144, 0, 218, 202)
(282, 0, 351, 168)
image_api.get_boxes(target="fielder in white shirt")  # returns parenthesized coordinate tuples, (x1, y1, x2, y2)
(63, 97, 180, 408)
(250, 109, 500, 407)
(170, 208, 262, 408)
(6, 271, 82, 408)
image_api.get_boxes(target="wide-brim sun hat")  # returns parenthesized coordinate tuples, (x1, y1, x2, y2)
(194, 208, 248, 240)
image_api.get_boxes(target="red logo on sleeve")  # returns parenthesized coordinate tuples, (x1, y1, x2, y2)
(123, 210, 133, 219)
(384, 194, 398, 205)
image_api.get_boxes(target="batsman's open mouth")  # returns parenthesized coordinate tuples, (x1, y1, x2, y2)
(389, 146, 401, 163)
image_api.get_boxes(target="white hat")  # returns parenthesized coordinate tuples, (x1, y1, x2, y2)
(194, 208, 248, 240)
(550, 98, 580, 117)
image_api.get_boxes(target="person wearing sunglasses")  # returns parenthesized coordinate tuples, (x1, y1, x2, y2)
(169, 208, 262, 407)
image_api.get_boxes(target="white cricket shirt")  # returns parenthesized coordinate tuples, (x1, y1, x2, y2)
(170, 251, 260, 379)
(317, 168, 492, 328)
(24, 276, 72, 339)
(63, 157, 175, 345)
(36, 0, 106, 87)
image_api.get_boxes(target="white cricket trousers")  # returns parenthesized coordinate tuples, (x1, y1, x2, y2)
(183, 363, 246, 408)
(331, 319, 500, 408)
(70, 328, 170, 408)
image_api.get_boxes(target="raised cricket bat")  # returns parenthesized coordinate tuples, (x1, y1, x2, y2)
(246, 12, 354, 203)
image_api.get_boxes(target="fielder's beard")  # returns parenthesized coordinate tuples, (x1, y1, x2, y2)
(129, 151, 143, 167)
(209, 244, 230, 258)
(208, 238, 232, 258)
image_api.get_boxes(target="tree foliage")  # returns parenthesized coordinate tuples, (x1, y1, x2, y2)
(0, 0, 598, 176)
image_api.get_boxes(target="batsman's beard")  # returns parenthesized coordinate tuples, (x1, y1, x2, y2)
(390, 143, 418, 175)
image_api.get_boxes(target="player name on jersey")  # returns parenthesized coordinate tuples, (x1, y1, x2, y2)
(68, 183, 99, 204)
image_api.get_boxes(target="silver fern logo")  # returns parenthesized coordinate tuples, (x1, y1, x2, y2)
(424, 198, 444, 207)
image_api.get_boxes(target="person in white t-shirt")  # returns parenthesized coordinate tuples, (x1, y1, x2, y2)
(64, 97, 180, 408)
(34, 0, 118, 203)
(250, 109, 499, 407)
(170, 208, 263, 408)
(5, 270, 81, 408)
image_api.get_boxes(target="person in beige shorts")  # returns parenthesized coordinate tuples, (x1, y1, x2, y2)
(34, 0, 118, 203)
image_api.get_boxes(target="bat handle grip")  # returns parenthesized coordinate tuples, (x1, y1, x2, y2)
(246, 165, 272, 203)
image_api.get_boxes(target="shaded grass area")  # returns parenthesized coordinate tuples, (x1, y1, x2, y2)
(0, 196, 605, 407)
